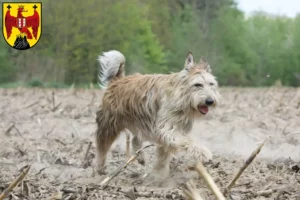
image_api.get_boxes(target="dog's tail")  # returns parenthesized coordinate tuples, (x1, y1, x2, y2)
(97, 50, 126, 89)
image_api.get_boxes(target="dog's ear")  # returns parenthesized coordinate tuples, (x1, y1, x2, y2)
(199, 56, 211, 73)
(184, 52, 195, 71)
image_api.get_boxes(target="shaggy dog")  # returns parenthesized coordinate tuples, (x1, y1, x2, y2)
(95, 50, 220, 178)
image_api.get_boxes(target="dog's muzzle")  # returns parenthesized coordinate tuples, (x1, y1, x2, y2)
(198, 98, 215, 115)
(205, 98, 214, 106)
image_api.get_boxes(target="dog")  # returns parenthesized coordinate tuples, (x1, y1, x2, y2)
(95, 50, 220, 178)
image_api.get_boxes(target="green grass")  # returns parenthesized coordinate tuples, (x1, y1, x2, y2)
(0, 82, 25, 88)
(0, 81, 101, 89)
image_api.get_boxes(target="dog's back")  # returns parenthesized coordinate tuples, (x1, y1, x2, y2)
(98, 50, 172, 128)
(102, 74, 166, 116)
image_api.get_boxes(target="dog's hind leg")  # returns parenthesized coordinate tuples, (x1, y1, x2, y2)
(95, 128, 119, 174)
(95, 109, 121, 174)
(132, 135, 145, 165)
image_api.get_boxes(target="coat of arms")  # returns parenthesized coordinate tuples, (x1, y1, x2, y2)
(2, 2, 42, 50)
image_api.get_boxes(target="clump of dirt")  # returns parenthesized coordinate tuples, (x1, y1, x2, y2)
(0, 87, 299, 199)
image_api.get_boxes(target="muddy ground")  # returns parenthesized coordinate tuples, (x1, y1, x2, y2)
(0, 87, 299, 200)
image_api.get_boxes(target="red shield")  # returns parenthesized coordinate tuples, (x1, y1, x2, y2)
(16, 18, 26, 28)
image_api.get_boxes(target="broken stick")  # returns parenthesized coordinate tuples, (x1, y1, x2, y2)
(71, 122, 81, 138)
(24, 100, 39, 109)
(222, 138, 268, 196)
(52, 91, 55, 110)
(100, 144, 154, 187)
(52, 102, 62, 112)
(194, 162, 226, 200)
(82, 141, 92, 168)
(5, 123, 23, 138)
(5, 123, 15, 136)
(0, 165, 31, 200)
(125, 131, 131, 159)
(183, 180, 205, 200)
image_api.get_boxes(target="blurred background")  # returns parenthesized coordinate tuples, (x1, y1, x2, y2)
(0, 0, 299, 88)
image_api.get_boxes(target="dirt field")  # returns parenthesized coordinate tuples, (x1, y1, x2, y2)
(0, 87, 299, 200)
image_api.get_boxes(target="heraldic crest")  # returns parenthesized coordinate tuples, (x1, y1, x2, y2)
(2, 2, 42, 50)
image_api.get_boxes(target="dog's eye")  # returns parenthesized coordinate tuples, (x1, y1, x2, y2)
(209, 83, 214, 86)
(194, 83, 203, 88)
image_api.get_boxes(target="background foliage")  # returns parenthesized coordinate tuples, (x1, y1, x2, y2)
(1, 0, 299, 86)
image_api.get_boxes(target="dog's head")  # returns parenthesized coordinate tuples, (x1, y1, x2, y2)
(182, 52, 220, 115)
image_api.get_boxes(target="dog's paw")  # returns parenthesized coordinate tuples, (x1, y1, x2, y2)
(137, 157, 145, 165)
(135, 151, 146, 165)
(187, 145, 213, 163)
(199, 146, 213, 163)
(96, 167, 107, 175)
(94, 162, 107, 175)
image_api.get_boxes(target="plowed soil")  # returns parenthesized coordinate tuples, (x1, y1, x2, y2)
(0, 87, 299, 200)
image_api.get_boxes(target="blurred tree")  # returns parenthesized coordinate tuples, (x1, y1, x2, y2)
(210, 1, 251, 85)
(0, 0, 298, 87)
(11, 0, 166, 84)
(0, 46, 16, 83)
(244, 12, 298, 86)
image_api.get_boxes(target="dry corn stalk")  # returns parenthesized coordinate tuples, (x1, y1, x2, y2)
(184, 161, 226, 200)
(223, 138, 268, 196)
(125, 131, 131, 159)
(100, 144, 154, 187)
(183, 180, 205, 200)
(0, 165, 31, 200)
(194, 162, 226, 200)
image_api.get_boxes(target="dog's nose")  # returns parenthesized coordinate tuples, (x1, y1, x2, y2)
(205, 98, 214, 106)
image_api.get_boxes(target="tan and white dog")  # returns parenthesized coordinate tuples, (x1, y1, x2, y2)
(95, 50, 220, 178)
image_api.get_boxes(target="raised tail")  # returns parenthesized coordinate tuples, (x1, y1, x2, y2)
(97, 50, 126, 89)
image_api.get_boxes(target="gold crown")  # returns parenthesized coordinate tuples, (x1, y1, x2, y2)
(18, 5, 24, 9)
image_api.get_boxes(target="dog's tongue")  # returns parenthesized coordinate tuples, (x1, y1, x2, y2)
(199, 105, 209, 114)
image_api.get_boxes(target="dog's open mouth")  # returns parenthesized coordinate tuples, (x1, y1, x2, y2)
(198, 105, 209, 115)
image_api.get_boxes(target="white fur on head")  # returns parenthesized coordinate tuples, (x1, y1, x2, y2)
(189, 72, 220, 111)
(97, 50, 126, 89)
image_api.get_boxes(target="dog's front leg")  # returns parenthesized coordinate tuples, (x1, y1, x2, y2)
(152, 145, 172, 179)
(158, 132, 212, 162)
(151, 132, 188, 179)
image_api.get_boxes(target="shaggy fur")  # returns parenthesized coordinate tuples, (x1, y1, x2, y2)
(95, 50, 220, 178)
